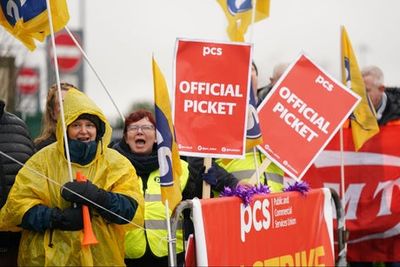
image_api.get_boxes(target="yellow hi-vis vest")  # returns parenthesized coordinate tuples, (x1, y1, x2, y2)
(125, 160, 189, 258)
(216, 152, 284, 192)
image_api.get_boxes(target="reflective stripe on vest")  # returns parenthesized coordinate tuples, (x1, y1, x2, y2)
(125, 160, 189, 259)
(230, 170, 254, 180)
(145, 194, 162, 202)
(265, 173, 284, 184)
(216, 152, 284, 192)
(145, 160, 189, 257)
(145, 219, 183, 230)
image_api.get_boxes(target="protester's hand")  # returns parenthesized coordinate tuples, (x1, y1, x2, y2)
(61, 180, 108, 207)
(201, 166, 218, 186)
(50, 206, 83, 231)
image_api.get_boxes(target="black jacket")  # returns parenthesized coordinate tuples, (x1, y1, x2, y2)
(0, 100, 35, 208)
(112, 138, 200, 200)
(379, 88, 400, 125)
(185, 156, 239, 198)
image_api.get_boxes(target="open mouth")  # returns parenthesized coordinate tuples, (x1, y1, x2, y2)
(135, 137, 146, 147)
(77, 137, 91, 142)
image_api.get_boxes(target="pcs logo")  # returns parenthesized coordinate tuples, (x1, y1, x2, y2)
(227, 0, 252, 15)
(3, 0, 47, 25)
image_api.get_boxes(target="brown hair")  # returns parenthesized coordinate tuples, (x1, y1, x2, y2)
(34, 82, 77, 145)
(124, 109, 156, 135)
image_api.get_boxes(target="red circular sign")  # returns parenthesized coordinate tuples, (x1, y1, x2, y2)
(50, 32, 82, 73)
(17, 68, 39, 94)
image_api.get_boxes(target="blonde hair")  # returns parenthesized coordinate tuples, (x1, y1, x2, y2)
(34, 83, 77, 145)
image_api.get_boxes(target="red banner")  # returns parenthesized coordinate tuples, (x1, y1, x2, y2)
(303, 124, 400, 261)
(192, 189, 335, 266)
(257, 54, 360, 180)
(174, 39, 251, 158)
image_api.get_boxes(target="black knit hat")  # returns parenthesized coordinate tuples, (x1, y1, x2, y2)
(75, 113, 105, 140)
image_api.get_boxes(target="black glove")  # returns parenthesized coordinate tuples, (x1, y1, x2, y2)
(61, 180, 109, 208)
(201, 165, 218, 186)
(50, 206, 83, 231)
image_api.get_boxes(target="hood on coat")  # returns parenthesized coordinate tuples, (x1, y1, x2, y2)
(56, 88, 112, 163)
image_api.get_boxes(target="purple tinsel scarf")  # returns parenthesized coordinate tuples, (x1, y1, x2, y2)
(220, 181, 310, 206)
(283, 181, 310, 195)
(220, 184, 270, 206)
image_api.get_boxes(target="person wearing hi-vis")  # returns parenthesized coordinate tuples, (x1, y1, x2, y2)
(112, 109, 196, 267)
(214, 63, 284, 193)
(0, 88, 144, 266)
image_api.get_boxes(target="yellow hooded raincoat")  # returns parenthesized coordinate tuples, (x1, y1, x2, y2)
(0, 88, 144, 266)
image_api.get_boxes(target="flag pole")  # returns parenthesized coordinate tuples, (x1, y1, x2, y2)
(339, 127, 348, 254)
(249, 0, 260, 186)
(65, 26, 125, 123)
(339, 25, 348, 261)
(45, 0, 73, 182)
(165, 200, 176, 267)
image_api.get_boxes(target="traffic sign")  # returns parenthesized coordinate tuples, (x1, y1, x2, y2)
(16, 67, 40, 94)
(50, 32, 82, 73)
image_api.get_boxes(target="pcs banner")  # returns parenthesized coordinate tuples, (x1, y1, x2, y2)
(191, 189, 335, 266)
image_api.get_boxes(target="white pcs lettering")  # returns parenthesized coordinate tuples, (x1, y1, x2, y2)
(315, 75, 334, 92)
(202, 46, 222, 56)
(240, 199, 271, 242)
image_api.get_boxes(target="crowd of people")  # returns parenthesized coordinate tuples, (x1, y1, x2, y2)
(0, 63, 398, 266)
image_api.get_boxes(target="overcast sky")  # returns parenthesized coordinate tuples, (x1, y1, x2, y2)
(10, 0, 400, 122)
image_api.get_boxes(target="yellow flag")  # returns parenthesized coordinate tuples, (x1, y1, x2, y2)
(152, 57, 182, 211)
(341, 26, 379, 151)
(0, 0, 69, 51)
(217, 0, 270, 42)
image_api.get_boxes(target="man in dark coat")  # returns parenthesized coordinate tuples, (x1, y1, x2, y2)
(0, 99, 35, 267)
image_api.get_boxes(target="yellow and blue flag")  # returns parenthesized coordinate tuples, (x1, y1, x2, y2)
(341, 26, 379, 151)
(246, 84, 263, 149)
(217, 0, 270, 42)
(152, 57, 182, 210)
(0, 0, 69, 51)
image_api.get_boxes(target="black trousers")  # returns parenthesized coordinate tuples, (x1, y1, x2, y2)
(0, 232, 20, 267)
(125, 249, 184, 267)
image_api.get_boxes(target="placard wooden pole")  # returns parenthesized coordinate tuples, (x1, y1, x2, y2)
(202, 157, 212, 199)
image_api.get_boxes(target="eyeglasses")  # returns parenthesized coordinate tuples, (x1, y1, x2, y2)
(127, 124, 155, 132)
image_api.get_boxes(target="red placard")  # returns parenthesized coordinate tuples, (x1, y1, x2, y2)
(257, 54, 360, 180)
(192, 189, 335, 266)
(174, 39, 251, 158)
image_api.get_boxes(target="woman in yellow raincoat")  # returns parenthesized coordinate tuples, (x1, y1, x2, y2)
(0, 88, 143, 266)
